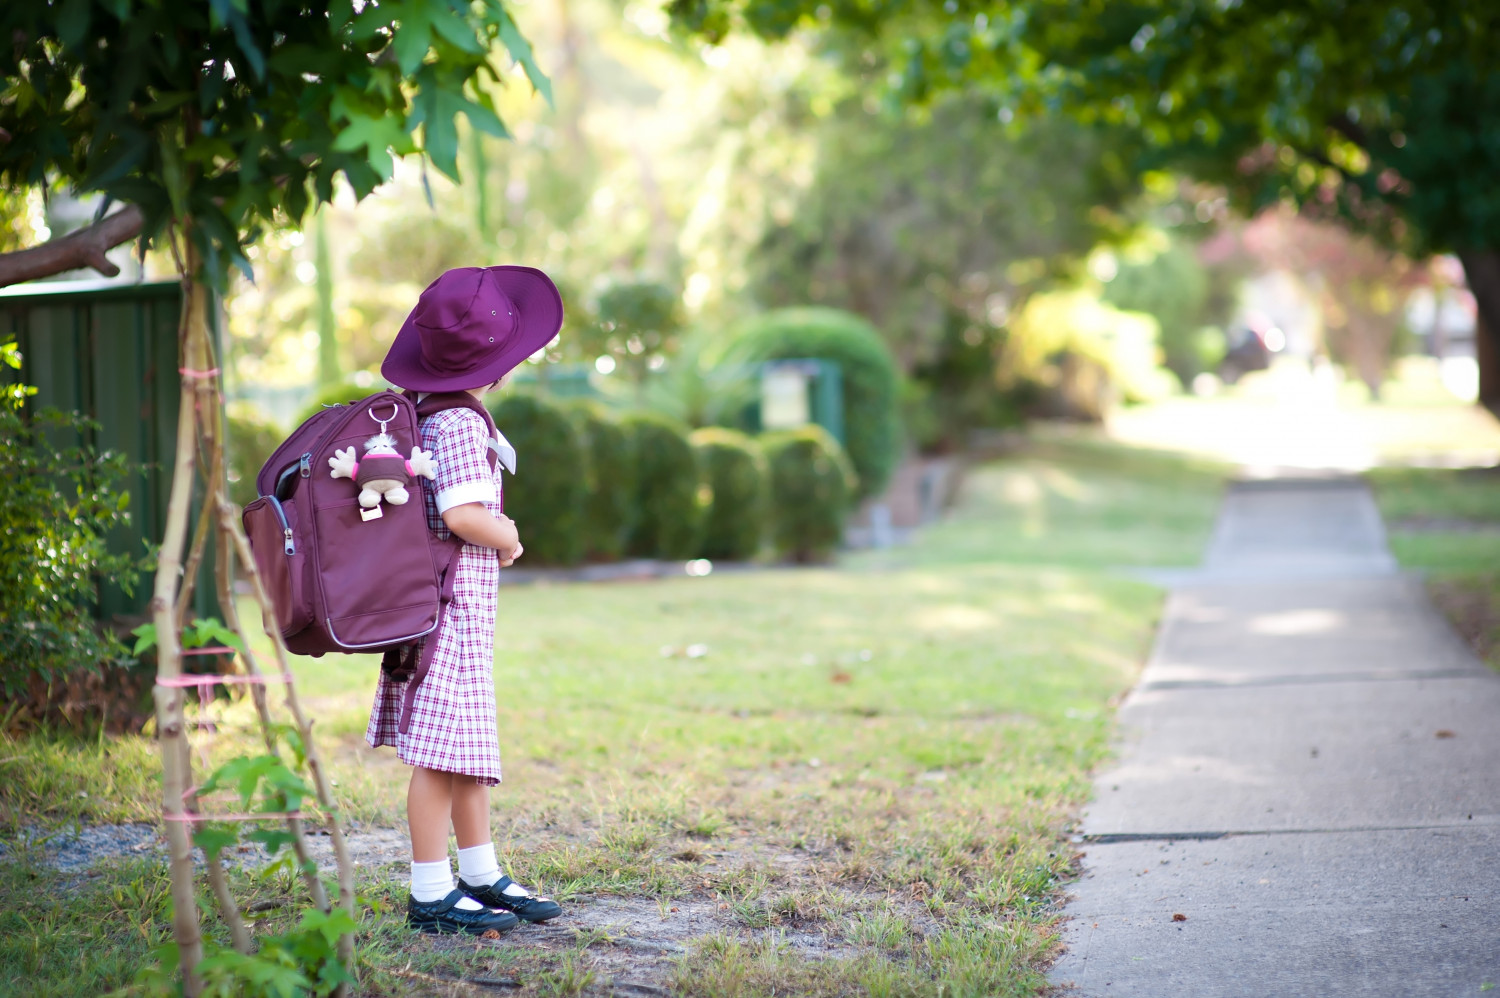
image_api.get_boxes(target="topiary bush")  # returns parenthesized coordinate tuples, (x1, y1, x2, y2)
(225, 408, 283, 508)
(621, 412, 702, 560)
(568, 402, 636, 561)
(690, 428, 767, 561)
(762, 426, 857, 563)
(487, 393, 587, 566)
(725, 307, 901, 500)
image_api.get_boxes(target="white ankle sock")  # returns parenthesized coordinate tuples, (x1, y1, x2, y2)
(457, 843, 530, 897)
(457, 843, 501, 887)
(410, 859, 484, 910)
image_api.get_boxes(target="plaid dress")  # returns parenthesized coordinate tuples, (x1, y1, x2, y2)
(366, 407, 504, 785)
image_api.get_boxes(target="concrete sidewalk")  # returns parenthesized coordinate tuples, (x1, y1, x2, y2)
(1050, 478, 1500, 997)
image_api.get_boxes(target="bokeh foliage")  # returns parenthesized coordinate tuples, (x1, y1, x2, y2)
(0, 0, 547, 286)
(671, 0, 1500, 335)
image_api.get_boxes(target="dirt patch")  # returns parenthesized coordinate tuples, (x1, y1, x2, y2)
(1427, 574, 1500, 666)
(406, 885, 913, 995)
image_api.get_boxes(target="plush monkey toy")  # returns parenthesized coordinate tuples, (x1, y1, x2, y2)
(329, 432, 437, 509)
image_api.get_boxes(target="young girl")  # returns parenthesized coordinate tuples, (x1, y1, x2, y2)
(366, 265, 565, 935)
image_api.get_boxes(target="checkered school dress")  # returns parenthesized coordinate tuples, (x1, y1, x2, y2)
(366, 407, 504, 785)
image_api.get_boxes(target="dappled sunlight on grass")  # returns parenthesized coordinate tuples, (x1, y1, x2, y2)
(880, 435, 1227, 570)
(1110, 365, 1500, 471)
(0, 434, 1228, 995)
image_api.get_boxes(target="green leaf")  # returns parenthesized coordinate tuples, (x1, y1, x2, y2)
(295, 906, 357, 945)
(188, 617, 246, 653)
(329, 0, 354, 32)
(197, 948, 312, 998)
(191, 823, 239, 860)
(429, 6, 485, 55)
(458, 90, 509, 139)
(246, 827, 297, 856)
(331, 112, 408, 180)
(392, 4, 434, 76)
(158, 134, 188, 221)
(423, 91, 461, 180)
(225, 9, 267, 81)
(497, 13, 553, 105)
(131, 623, 158, 655)
(55, 0, 93, 50)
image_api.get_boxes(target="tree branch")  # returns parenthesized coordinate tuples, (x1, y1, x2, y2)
(0, 204, 144, 287)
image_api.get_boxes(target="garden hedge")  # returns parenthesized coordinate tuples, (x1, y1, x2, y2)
(488, 393, 587, 566)
(762, 426, 857, 563)
(294, 379, 381, 425)
(226, 410, 283, 509)
(621, 412, 703, 560)
(690, 427, 767, 561)
(569, 401, 636, 561)
(726, 307, 901, 500)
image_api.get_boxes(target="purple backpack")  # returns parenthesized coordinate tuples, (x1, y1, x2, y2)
(242, 389, 497, 731)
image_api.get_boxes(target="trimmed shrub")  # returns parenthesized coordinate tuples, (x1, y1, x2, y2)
(690, 428, 767, 561)
(568, 402, 636, 561)
(725, 307, 901, 500)
(295, 379, 381, 425)
(622, 412, 702, 560)
(225, 409, 282, 508)
(762, 426, 857, 563)
(487, 393, 587, 566)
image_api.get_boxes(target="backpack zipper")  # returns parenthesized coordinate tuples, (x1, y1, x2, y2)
(274, 451, 313, 500)
(266, 496, 296, 555)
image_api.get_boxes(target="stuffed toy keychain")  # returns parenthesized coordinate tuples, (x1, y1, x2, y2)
(329, 404, 438, 520)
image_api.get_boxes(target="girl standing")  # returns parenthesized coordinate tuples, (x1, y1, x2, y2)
(366, 266, 565, 935)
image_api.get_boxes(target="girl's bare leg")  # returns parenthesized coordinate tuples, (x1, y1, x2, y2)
(451, 774, 492, 849)
(408, 766, 455, 863)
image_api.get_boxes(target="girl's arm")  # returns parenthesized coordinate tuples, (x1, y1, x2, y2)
(441, 503, 523, 566)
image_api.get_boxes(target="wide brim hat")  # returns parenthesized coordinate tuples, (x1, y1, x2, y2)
(381, 265, 564, 392)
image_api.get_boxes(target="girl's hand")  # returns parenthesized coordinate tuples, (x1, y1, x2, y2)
(500, 541, 523, 568)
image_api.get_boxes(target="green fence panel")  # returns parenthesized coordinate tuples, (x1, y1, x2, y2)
(0, 279, 217, 627)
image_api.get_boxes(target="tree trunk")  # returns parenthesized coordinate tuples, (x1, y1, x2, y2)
(0, 205, 144, 286)
(315, 211, 340, 386)
(152, 258, 207, 996)
(1456, 250, 1500, 413)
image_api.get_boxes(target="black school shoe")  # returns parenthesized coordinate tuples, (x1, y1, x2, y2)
(457, 875, 563, 922)
(408, 889, 520, 935)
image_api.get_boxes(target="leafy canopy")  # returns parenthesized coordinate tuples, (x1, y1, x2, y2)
(671, 0, 1500, 256)
(0, 0, 550, 286)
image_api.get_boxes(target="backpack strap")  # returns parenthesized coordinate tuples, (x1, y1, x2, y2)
(388, 389, 504, 734)
(405, 389, 500, 473)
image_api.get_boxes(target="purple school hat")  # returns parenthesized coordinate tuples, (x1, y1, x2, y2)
(381, 266, 564, 392)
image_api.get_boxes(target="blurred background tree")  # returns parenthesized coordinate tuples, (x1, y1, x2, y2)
(669, 0, 1500, 403)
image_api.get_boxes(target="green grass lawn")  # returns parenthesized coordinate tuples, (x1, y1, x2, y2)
(0, 435, 1226, 997)
(1368, 465, 1500, 670)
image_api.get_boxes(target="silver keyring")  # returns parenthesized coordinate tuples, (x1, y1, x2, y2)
(368, 403, 399, 435)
